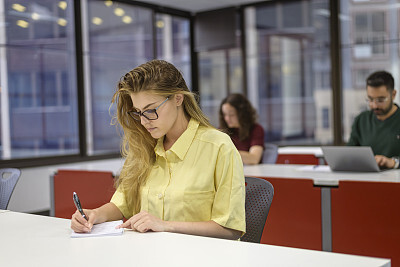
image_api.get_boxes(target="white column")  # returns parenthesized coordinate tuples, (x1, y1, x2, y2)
(0, 0, 11, 159)
(245, 7, 259, 110)
(161, 14, 173, 62)
(281, 37, 302, 137)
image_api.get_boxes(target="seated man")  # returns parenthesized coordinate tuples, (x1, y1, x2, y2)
(347, 70, 400, 169)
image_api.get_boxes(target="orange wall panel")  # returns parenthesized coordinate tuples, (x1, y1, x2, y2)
(256, 176, 322, 250)
(331, 181, 400, 267)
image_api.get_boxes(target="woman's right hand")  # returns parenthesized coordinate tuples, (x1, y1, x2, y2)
(71, 209, 98, 233)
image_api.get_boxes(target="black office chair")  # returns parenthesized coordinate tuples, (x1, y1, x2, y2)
(262, 143, 278, 164)
(0, 168, 21, 210)
(241, 177, 274, 243)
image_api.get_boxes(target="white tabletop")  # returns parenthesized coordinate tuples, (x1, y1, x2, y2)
(244, 164, 400, 186)
(278, 146, 323, 157)
(48, 158, 125, 176)
(0, 212, 390, 267)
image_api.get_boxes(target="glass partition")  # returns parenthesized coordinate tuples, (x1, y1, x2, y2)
(1, 0, 78, 159)
(84, 0, 154, 154)
(245, 0, 332, 144)
(340, 0, 400, 142)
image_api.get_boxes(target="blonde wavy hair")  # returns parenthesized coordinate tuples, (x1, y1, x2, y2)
(111, 59, 212, 215)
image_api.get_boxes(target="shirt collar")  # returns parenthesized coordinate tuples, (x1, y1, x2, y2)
(154, 118, 200, 161)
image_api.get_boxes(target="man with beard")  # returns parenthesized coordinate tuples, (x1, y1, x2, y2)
(347, 70, 400, 169)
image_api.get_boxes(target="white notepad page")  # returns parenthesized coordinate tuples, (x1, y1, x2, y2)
(71, 220, 124, 238)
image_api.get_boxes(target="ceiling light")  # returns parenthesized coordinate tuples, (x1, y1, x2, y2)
(92, 17, 103, 25)
(58, 1, 67, 10)
(12, 4, 26, 12)
(122, 16, 132, 24)
(156, 20, 164, 28)
(16, 20, 29, 28)
(114, 8, 124, 16)
(31, 12, 40, 20)
(104, 1, 113, 7)
(58, 18, 67, 26)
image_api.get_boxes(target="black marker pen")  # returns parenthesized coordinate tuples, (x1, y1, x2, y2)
(73, 192, 88, 221)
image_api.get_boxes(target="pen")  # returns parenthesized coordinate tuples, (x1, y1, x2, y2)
(73, 192, 88, 221)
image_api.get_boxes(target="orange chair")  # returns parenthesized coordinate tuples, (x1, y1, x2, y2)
(276, 154, 320, 165)
(50, 169, 116, 219)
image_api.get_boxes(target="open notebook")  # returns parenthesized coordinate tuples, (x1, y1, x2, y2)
(71, 220, 124, 238)
(321, 146, 383, 172)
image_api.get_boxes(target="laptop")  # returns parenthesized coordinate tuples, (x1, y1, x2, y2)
(321, 146, 383, 172)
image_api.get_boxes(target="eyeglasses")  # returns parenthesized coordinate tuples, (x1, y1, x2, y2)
(365, 97, 390, 105)
(127, 96, 169, 121)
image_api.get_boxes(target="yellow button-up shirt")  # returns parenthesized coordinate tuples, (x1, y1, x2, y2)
(111, 118, 246, 233)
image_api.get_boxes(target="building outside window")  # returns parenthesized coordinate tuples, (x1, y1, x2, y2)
(156, 13, 191, 87)
(340, 0, 399, 142)
(0, 0, 191, 161)
(1, 0, 78, 160)
(83, 1, 191, 155)
(197, 9, 244, 127)
(245, 0, 331, 144)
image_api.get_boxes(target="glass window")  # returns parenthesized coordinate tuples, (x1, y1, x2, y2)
(1, 0, 78, 159)
(353, 11, 387, 58)
(198, 11, 243, 127)
(245, 0, 331, 145)
(199, 48, 243, 127)
(155, 14, 191, 88)
(341, 1, 398, 142)
(84, 1, 154, 154)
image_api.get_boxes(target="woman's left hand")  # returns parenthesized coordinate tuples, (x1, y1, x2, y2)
(117, 211, 166, 232)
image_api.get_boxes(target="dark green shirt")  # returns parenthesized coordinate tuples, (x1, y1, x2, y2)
(347, 104, 400, 157)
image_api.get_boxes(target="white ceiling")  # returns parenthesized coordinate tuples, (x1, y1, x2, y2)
(137, 0, 270, 13)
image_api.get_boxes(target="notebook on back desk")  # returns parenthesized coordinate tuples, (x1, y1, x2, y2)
(321, 146, 382, 172)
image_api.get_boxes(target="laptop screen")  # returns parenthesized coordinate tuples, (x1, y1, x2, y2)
(321, 146, 381, 172)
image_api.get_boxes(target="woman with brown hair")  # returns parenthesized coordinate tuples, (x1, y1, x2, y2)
(71, 60, 245, 240)
(219, 93, 265, 165)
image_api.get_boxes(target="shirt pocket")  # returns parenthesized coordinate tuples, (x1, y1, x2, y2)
(183, 190, 215, 222)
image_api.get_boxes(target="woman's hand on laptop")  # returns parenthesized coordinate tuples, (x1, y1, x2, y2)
(375, 155, 395, 169)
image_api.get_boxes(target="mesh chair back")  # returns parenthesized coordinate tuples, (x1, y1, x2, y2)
(263, 143, 278, 164)
(241, 177, 274, 243)
(0, 168, 21, 210)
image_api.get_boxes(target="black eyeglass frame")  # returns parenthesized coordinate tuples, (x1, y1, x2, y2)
(365, 96, 390, 105)
(127, 96, 170, 121)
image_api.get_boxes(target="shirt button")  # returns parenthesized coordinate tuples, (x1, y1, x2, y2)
(158, 193, 163, 199)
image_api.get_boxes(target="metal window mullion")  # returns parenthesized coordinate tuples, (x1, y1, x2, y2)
(80, 0, 93, 155)
(0, 0, 11, 159)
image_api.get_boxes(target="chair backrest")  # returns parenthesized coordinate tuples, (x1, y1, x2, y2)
(263, 143, 278, 164)
(50, 169, 116, 219)
(241, 177, 274, 243)
(0, 168, 21, 210)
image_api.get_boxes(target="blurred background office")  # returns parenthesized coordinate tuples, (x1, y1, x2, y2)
(1, 0, 400, 212)
(2, 0, 400, 163)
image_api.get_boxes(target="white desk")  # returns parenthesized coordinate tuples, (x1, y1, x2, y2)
(278, 146, 323, 157)
(244, 163, 400, 186)
(0, 212, 390, 267)
(244, 164, 400, 255)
